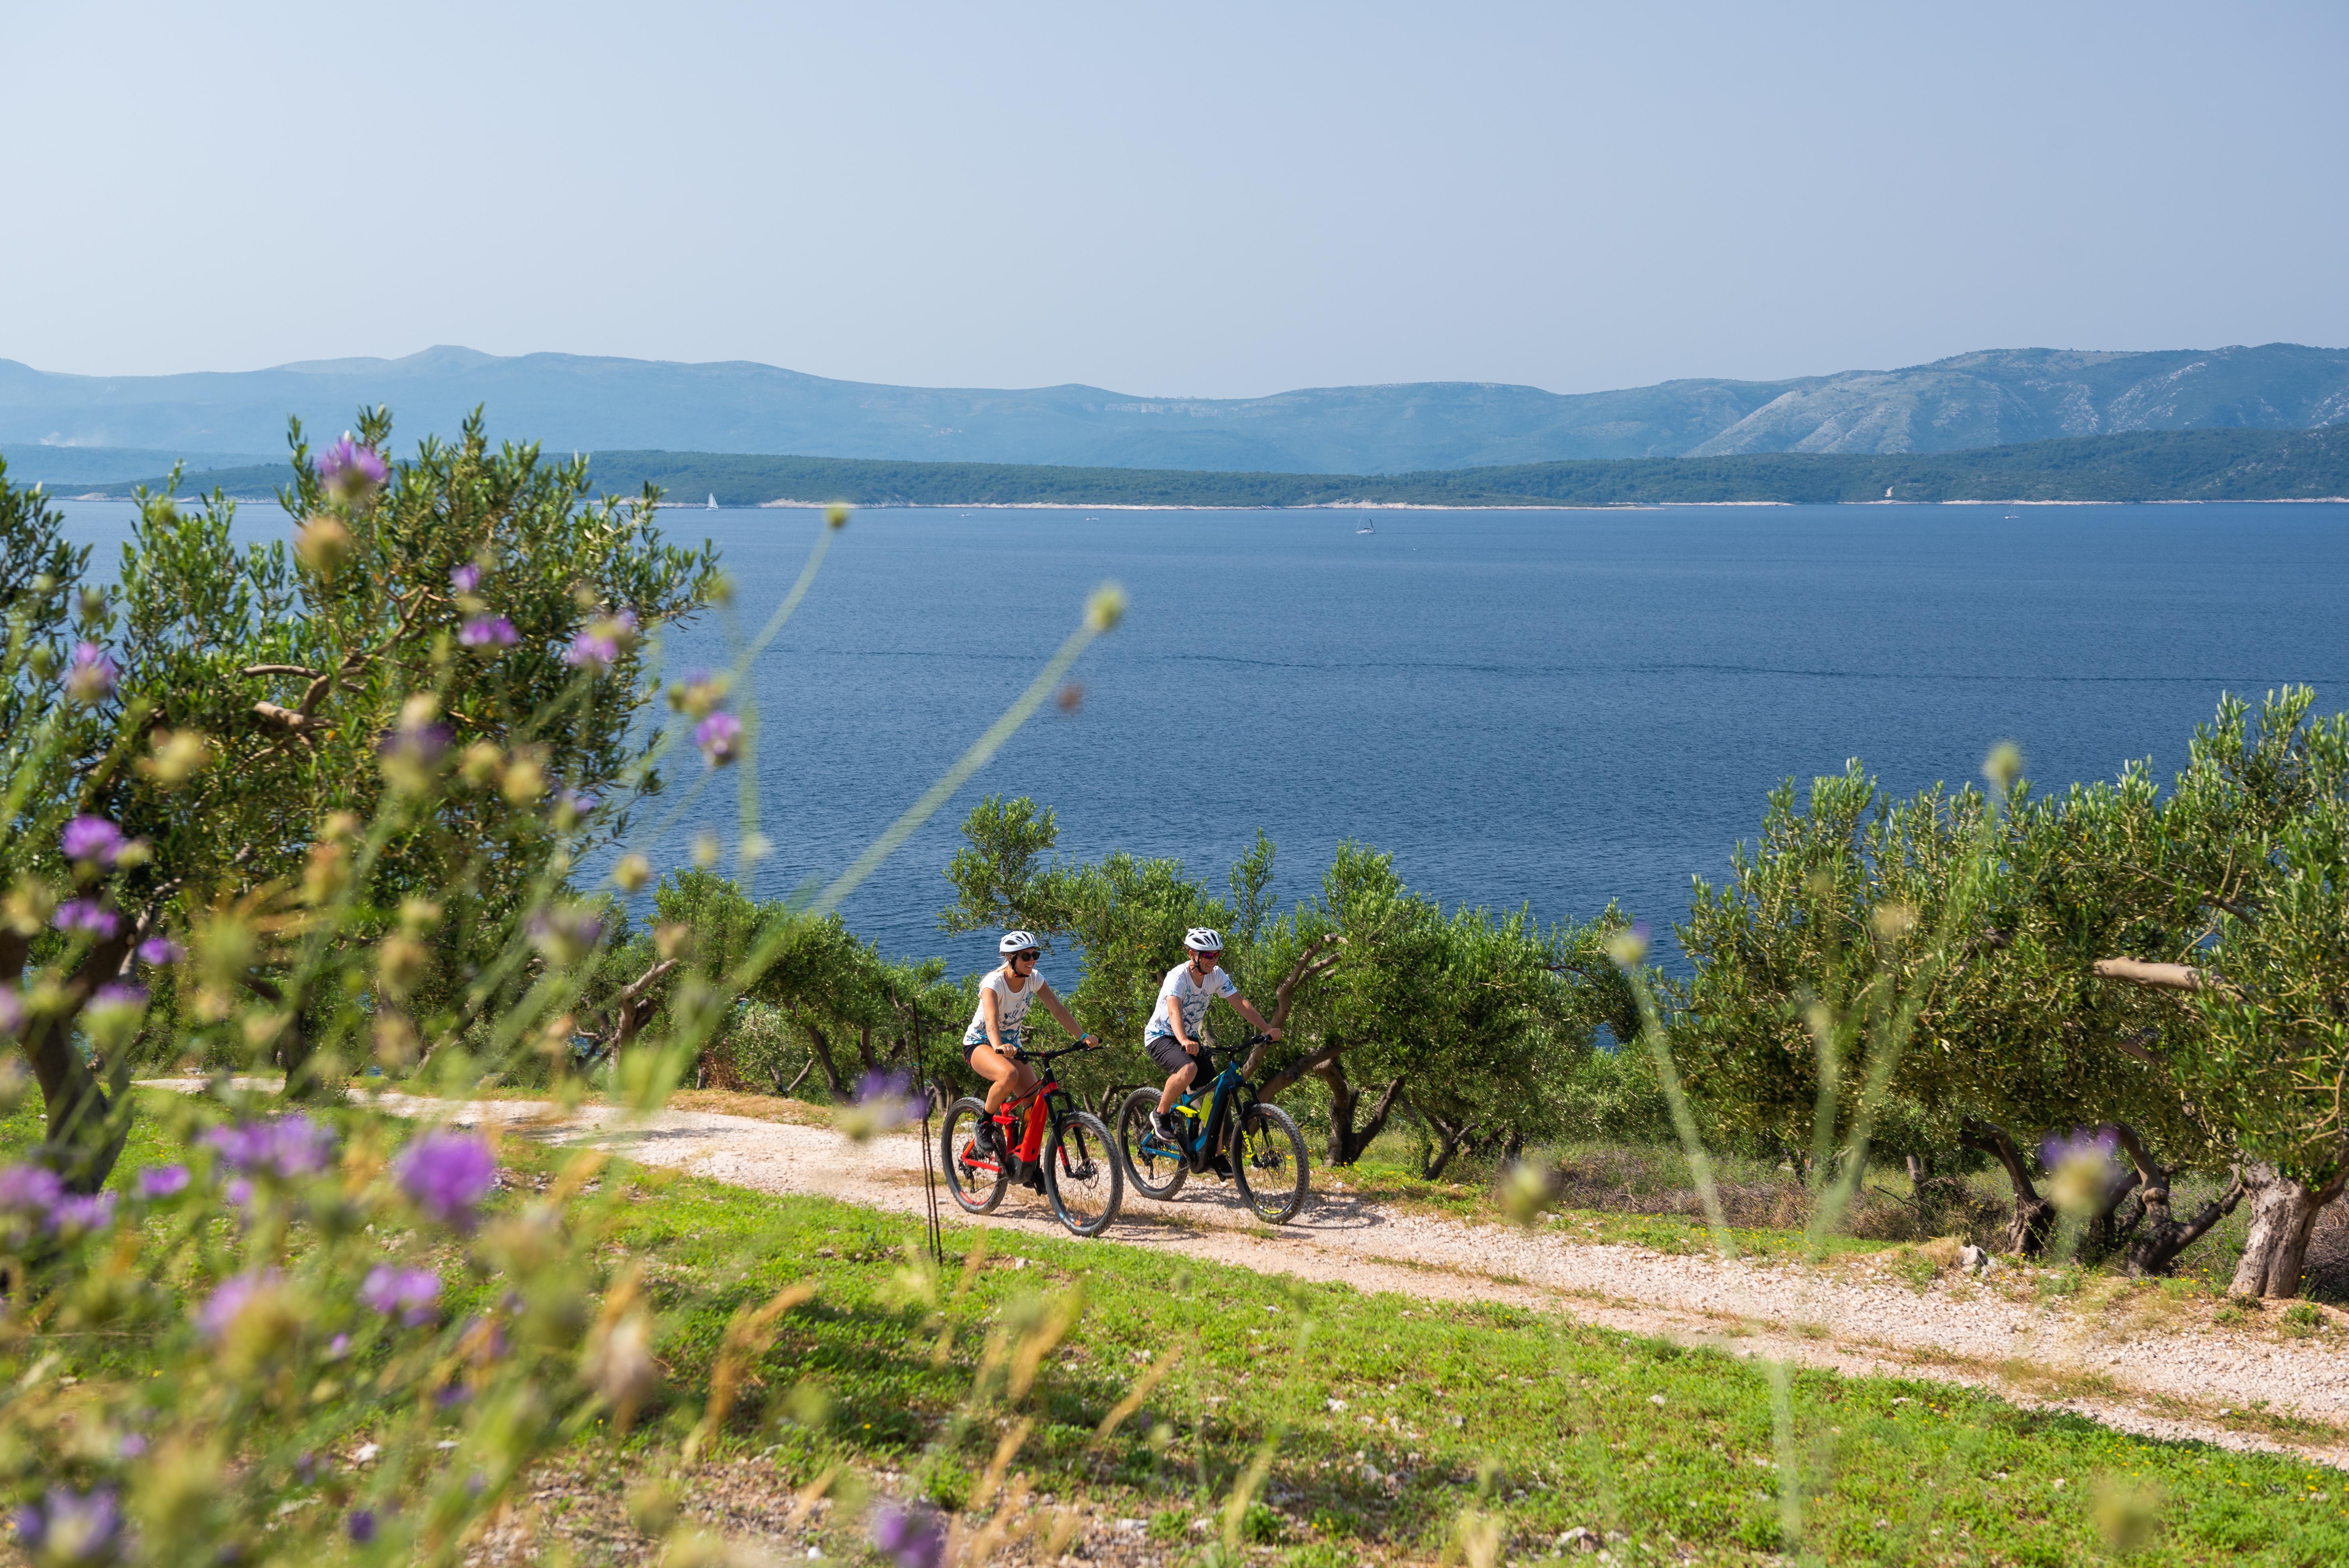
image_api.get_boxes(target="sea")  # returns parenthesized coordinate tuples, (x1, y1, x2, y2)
(50, 498, 2349, 971)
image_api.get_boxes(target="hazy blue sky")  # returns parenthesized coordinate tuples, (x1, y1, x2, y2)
(6, 1, 2344, 396)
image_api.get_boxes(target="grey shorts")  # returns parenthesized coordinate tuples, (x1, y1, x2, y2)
(1145, 1033, 1202, 1077)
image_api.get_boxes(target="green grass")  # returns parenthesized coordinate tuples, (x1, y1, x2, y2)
(14, 1090, 2349, 1563)
(565, 1142, 2349, 1564)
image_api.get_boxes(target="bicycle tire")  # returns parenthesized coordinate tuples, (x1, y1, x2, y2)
(941, 1096, 1008, 1216)
(1115, 1088, 1188, 1200)
(1045, 1110, 1124, 1237)
(1230, 1102, 1310, 1224)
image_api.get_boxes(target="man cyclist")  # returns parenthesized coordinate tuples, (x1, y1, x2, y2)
(964, 931, 1094, 1190)
(1145, 928, 1280, 1171)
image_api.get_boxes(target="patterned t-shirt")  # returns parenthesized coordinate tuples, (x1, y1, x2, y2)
(1143, 961, 1238, 1043)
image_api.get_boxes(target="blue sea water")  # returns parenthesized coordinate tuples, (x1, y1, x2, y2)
(51, 498, 2349, 969)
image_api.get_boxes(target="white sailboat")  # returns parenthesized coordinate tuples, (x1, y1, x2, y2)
(707, 493, 718, 509)
(1357, 521, 1374, 534)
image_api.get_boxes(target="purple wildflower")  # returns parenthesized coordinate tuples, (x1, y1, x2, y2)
(203, 1113, 336, 1180)
(135, 1164, 190, 1200)
(458, 615, 518, 649)
(0, 1163, 64, 1218)
(448, 563, 481, 595)
(393, 1131, 496, 1229)
(48, 1191, 117, 1237)
(0, 986, 22, 1037)
(360, 1265, 442, 1327)
(12, 1487, 121, 1564)
(527, 905, 604, 968)
(87, 981, 146, 1013)
(377, 719, 452, 769)
(346, 1508, 378, 1544)
(694, 710, 743, 766)
(195, 1270, 279, 1341)
(562, 610, 637, 672)
(223, 1177, 253, 1208)
(64, 642, 119, 705)
(118, 1434, 147, 1460)
(61, 816, 126, 865)
(854, 1068, 925, 1130)
(137, 935, 183, 966)
(316, 433, 389, 502)
(326, 1333, 350, 1358)
(870, 1504, 946, 1568)
(53, 899, 121, 939)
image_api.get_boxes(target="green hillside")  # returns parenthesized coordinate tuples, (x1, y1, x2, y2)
(60, 424, 2349, 509)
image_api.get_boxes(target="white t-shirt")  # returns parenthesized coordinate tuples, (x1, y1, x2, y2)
(964, 966, 1046, 1047)
(1143, 961, 1238, 1043)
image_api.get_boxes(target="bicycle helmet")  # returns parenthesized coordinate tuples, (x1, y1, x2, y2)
(1184, 927, 1224, 953)
(999, 930, 1041, 955)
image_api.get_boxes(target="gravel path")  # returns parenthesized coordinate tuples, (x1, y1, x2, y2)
(161, 1084, 2349, 1467)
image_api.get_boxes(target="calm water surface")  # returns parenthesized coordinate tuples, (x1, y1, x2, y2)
(54, 499, 2349, 967)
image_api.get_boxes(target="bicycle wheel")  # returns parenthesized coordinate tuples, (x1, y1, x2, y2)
(1116, 1088, 1188, 1200)
(1230, 1102, 1310, 1224)
(941, 1096, 1008, 1216)
(1045, 1110, 1124, 1237)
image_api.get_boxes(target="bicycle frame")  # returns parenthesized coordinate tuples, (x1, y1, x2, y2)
(965, 1046, 1085, 1175)
(1167, 1043, 1261, 1171)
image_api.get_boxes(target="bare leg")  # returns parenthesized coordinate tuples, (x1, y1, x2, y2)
(1156, 1061, 1197, 1114)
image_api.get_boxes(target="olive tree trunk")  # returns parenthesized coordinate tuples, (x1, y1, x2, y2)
(2228, 1163, 2346, 1299)
(1960, 1118, 2056, 1258)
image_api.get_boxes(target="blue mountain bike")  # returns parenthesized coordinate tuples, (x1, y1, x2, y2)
(1115, 1033, 1310, 1224)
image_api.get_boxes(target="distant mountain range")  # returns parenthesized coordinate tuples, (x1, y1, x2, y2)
(4, 342, 2346, 478)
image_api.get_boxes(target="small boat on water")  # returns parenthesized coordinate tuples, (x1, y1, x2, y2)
(1357, 521, 1375, 534)
(707, 493, 718, 509)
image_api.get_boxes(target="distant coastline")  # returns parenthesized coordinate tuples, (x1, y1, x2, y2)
(43, 426, 2349, 511)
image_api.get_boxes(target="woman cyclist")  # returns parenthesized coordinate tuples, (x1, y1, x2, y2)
(964, 931, 1094, 1185)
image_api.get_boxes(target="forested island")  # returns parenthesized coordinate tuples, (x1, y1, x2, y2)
(70, 423, 2349, 508)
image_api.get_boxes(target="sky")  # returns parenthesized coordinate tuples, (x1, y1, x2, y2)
(5, 1, 2346, 398)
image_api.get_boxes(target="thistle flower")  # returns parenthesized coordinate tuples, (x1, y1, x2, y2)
(448, 563, 481, 595)
(528, 904, 605, 968)
(81, 983, 148, 1051)
(694, 710, 743, 766)
(53, 899, 121, 939)
(2042, 1128, 2124, 1217)
(666, 669, 730, 719)
(838, 1068, 926, 1143)
(0, 1163, 64, 1217)
(61, 816, 126, 866)
(393, 1131, 496, 1229)
(137, 935, 183, 966)
(48, 1191, 117, 1238)
(1603, 920, 1652, 968)
(346, 1509, 378, 1544)
(203, 1113, 335, 1180)
(378, 695, 453, 794)
(459, 615, 519, 649)
(870, 1504, 946, 1568)
(563, 610, 637, 672)
(195, 1269, 280, 1341)
(135, 1164, 190, 1199)
(316, 432, 388, 502)
(12, 1486, 121, 1565)
(64, 642, 119, 705)
(295, 514, 353, 576)
(360, 1265, 443, 1327)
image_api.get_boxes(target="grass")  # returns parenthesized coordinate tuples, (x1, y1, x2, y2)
(19, 1090, 2349, 1563)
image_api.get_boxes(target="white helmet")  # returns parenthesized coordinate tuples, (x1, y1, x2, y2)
(1184, 927, 1224, 953)
(999, 931, 1040, 955)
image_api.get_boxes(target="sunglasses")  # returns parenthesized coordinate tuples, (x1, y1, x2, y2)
(1012, 950, 1040, 963)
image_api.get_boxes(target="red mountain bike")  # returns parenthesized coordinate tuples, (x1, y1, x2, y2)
(941, 1041, 1124, 1237)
